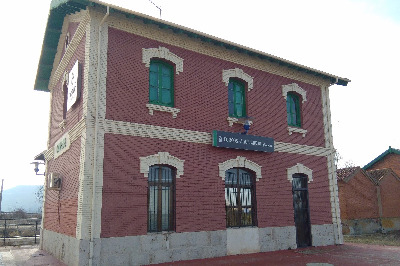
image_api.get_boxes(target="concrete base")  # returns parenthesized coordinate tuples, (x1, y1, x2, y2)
(42, 223, 339, 265)
(381, 217, 400, 233)
(312, 224, 335, 246)
(342, 217, 400, 235)
(95, 230, 227, 265)
(227, 227, 260, 255)
(259, 226, 297, 252)
(41, 229, 88, 266)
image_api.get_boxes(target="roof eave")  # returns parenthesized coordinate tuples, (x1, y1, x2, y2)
(34, 0, 350, 92)
(34, 0, 90, 92)
(363, 146, 400, 170)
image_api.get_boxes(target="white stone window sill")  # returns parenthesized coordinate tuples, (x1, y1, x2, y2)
(227, 117, 253, 127)
(288, 126, 307, 137)
(146, 104, 180, 118)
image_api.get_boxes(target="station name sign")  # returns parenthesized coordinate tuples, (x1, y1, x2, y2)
(54, 133, 71, 159)
(212, 130, 274, 152)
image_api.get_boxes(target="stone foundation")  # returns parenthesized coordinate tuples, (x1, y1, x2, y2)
(43, 223, 338, 265)
(42, 229, 88, 266)
(342, 218, 400, 235)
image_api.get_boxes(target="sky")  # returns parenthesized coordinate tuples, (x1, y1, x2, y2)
(0, 0, 399, 190)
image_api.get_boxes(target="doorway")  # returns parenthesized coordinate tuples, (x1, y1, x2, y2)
(292, 174, 312, 247)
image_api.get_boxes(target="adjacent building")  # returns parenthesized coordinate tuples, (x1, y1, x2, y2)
(34, 0, 350, 265)
(364, 146, 400, 176)
(337, 147, 400, 234)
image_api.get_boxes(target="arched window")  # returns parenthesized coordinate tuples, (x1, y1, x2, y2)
(148, 165, 175, 232)
(149, 60, 174, 107)
(225, 168, 257, 227)
(228, 79, 246, 118)
(286, 92, 301, 127)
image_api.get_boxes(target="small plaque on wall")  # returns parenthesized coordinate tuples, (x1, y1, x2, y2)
(54, 133, 71, 159)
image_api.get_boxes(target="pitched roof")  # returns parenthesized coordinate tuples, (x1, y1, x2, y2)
(336, 166, 360, 182)
(33, 151, 46, 161)
(367, 168, 400, 184)
(337, 166, 400, 186)
(363, 146, 400, 170)
(34, 0, 350, 92)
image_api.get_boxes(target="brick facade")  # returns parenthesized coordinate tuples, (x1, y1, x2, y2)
(337, 169, 379, 220)
(338, 149, 400, 235)
(379, 173, 400, 218)
(365, 153, 400, 177)
(101, 134, 332, 238)
(105, 28, 326, 148)
(44, 31, 86, 237)
(35, 2, 349, 265)
(45, 138, 81, 237)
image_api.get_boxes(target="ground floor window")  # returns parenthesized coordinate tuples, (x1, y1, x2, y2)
(148, 165, 175, 232)
(225, 168, 257, 227)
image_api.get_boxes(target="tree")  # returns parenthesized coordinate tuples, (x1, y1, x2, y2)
(13, 208, 27, 219)
(36, 185, 44, 202)
(334, 150, 356, 169)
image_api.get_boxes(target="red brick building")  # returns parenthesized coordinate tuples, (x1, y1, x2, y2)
(337, 147, 400, 234)
(34, 1, 349, 265)
(364, 146, 400, 176)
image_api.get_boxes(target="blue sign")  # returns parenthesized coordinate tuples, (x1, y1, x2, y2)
(212, 130, 274, 152)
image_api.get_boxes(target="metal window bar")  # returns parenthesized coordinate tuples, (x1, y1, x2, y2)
(225, 168, 256, 227)
(148, 165, 175, 232)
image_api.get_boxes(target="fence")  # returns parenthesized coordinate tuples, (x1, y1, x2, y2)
(0, 218, 41, 246)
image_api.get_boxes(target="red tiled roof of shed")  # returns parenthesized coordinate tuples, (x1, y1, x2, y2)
(336, 167, 361, 182)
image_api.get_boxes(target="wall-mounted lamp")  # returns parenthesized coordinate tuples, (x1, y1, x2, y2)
(243, 119, 251, 135)
(31, 161, 45, 176)
(240, 117, 253, 135)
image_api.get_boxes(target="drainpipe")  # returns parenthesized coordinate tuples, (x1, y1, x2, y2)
(89, 6, 109, 266)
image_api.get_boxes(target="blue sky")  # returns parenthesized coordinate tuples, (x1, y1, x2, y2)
(356, 0, 400, 22)
(0, 0, 398, 189)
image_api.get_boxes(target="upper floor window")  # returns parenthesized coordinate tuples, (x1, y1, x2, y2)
(149, 60, 174, 107)
(148, 165, 175, 232)
(286, 92, 301, 127)
(228, 79, 246, 118)
(225, 168, 257, 227)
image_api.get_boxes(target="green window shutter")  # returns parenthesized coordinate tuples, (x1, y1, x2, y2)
(287, 92, 301, 127)
(149, 60, 174, 107)
(228, 79, 246, 118)
(228, 82, 235, 116)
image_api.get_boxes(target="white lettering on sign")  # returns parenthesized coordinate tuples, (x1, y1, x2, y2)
(213, 130, 274, 152)
(218, 135, 273, 148)
(66, 61, 81, 111)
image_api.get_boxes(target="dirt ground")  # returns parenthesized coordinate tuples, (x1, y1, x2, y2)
(344, 230, 400, 246)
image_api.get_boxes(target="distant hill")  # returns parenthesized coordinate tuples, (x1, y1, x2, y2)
(1, 185, 42, 213)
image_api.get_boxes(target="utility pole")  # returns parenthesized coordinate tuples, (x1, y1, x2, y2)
(0, 179, 3, 215)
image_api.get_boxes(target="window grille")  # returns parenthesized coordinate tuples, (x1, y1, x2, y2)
(225, 168, 257, 227)
(148, 165, 175, 232)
